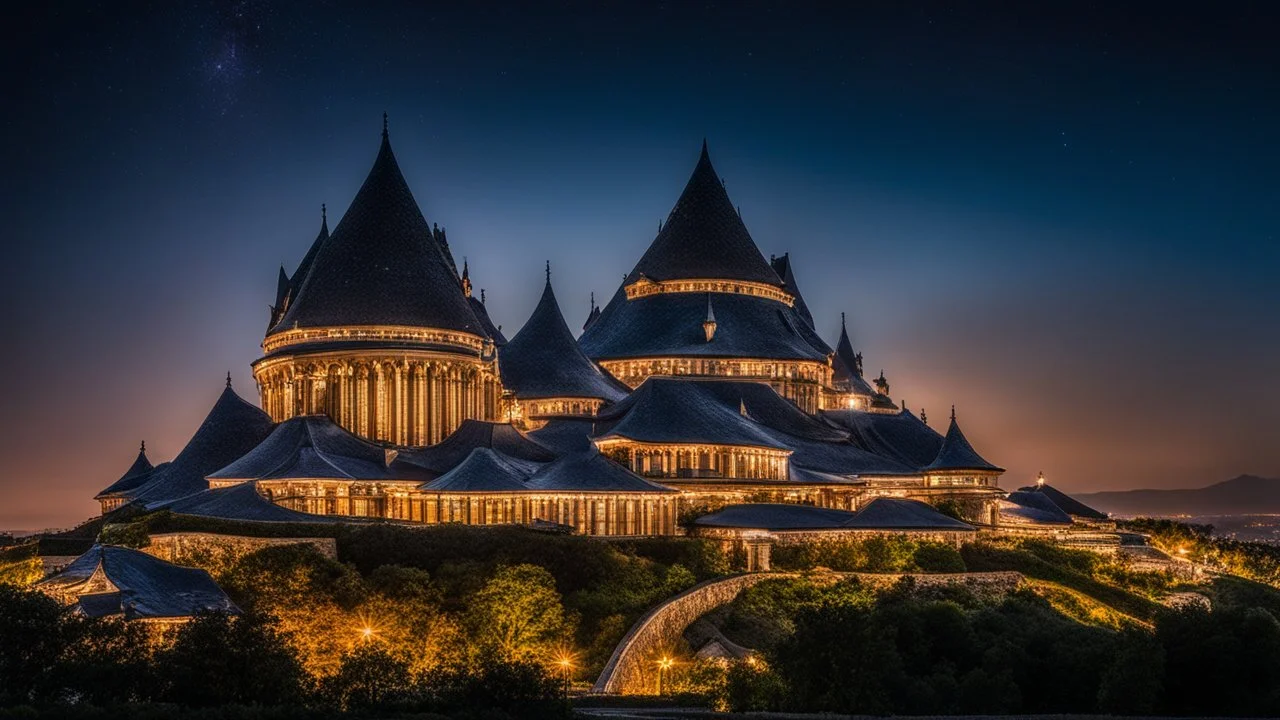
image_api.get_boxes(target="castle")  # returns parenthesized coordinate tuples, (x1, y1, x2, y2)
(93, 117, 1105, 546)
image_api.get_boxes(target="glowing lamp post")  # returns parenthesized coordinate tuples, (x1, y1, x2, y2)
(556, 656, 572, 697)
(656, 656, 674, 696)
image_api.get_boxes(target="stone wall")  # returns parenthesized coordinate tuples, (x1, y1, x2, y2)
(142, 532, 337, 573)
(592, 570, 1025, 695)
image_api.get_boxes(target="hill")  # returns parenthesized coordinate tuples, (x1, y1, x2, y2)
(1077, 474, 1280, 516)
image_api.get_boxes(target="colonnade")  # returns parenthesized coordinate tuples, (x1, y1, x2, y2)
(256, 355, 501, 446)
(602, 443, 791, 481)
(597, 357, 832, 413)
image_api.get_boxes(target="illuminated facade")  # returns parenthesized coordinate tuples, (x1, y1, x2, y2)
(96, 129, 1020, 539)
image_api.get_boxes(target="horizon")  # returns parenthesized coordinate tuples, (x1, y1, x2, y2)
(3, 2, 1277, 529)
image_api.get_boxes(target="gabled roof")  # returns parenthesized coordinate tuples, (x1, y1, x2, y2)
(769, 253, 814, 328)
(579, 288, 830, 361)
(394, 420, 556, 476)
(273, 123, 483, 335)
(208, 415, 411, 482)
(922, 409, 1003, 473)
(831, 314, 877, 396)
(421, 448, 541, 492)
(524, 446, 676, 493)
(156, 481, 334, 523)
(1000, 490, 1074, 525)
(843, 497, 975, 531)
(822, 408, 944, 470)
(35, 545, 239, 619)
(594, 378, 790, 450)
(499, 276, 629, 402)
(95, 443, 155, 500)
(1021, 483, 1108, 520)
(128, 383, 276, 507)
(626, 142, 782, 286)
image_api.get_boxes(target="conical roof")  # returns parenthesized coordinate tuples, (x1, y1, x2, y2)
(1022, 483, 1108, 520)
(626, 142, 781, 286)
(270, 211, 330, 330)
(525, 446, 675, 493)
(157, 482, 332, 523)
(770, 254, 814, 328)
(470, 295, 507, 345)
(1001, 491, 1074, 525)
(844, 497, 974, 531)
(95, 443, 155, 500)
(923, 409, 1003, 472)
(421, 448, 540, 492)
(274, 124, 483, 335)
(129, 382, 275, 507)
(499, 275, 629, 402)
(823, 408, 943, 469)
(595, 378, 791, 450)
(831, 314, 877, 395)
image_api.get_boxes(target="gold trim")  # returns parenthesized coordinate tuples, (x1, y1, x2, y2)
(263, 324, 487, 355)
(624, 277, 794, 306)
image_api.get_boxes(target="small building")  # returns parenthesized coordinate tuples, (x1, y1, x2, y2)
(35, 544, 238, 622)
(94, 442, 157, 514)
(692, 498, 976, 571)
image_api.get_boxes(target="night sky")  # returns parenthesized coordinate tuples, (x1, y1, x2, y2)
(3, 2, 1277, 530)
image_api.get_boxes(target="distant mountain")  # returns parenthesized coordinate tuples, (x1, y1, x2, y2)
(1076, 475, 1280, 516)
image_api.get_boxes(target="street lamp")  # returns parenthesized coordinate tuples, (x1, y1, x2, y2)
(657, 656, 674, 696)
(556, 656, 572, 697)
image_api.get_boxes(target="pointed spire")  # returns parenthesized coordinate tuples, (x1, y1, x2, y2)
(702, 293, 718, 342)
(923, 406, 1003, 472)
(382, 111, 389, 140)
(321, 202, 327, 224)
(480, 288, 486, 305)
(140, 440, 146, 454)
(951, 404, 956, 421)
(921, 408, 928, 425)
(226, 371, 232, 388)
(590, 291, 596, 311)
(460, 257, 472, 297)
(545, 260, 551, 284)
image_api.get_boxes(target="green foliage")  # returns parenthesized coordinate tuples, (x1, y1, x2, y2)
(466, 564, 570, 662)
(770, 535, 965, 574)
(0, 544, 43, 587)
(1125, 517, 1280, 587)
(319, 645, 416, 711)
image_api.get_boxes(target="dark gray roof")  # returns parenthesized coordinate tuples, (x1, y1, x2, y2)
(830, 316, 877, 396)
(469, 295, 507, 345)
(595, 378, 916, 477)
(499, 278, 629, 402)
(95, 443, 155, 499)
(579, 287, 830, 361)
(1001, 490, 1074, 525)
(525, 446, 676, 493)
(421, 447, 541, 492)
(129, 385, 276, 507)
(922, 412, 1003, 473)
(626, 142, 782, 286)
(36, 545, 239, 619)
(527, 418, 597, 455)
(694, 498, 973, 531)
(394, 420, 557, 476)
(272, 127, 484, 335)
(595, 378, 791, 450)
(695, 503, 859, 530)
(157, 481, 333, 523)
(843, 497, 975, 531)
(270, 213, 329, 331)
(1020, 483, 1108, 520)
(822, 408, 945, 470)
(769, 253, 814, 329)
(208, 415, 413, 482)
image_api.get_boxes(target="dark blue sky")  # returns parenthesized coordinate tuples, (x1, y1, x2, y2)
(3, 1, 1277, 529)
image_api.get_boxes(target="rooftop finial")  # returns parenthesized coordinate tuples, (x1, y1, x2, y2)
(590, 291, 595, 310)
(1037, 470, 1046, 486)
(226, 371, 232, 388)
(921, 408, 928, 425)
(951, 404, 956, 421)
(481, 288, 486, 305)
(140, 440, 146, 453)
(382, 112, 389, 139)
(841, 311, 846, 328)
(545, 260, 551, 283)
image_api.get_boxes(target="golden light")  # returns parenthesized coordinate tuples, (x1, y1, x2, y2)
(657, 656, 674, 670)
(1178, 547, 1189, 555)
(360, 626, 374, 640)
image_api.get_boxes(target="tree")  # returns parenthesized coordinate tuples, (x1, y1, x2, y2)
(467, 564, 570, 662)
(0, 585, 69, 704)
(157, 611, 306, 706)
(321, 644, 416, 711)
